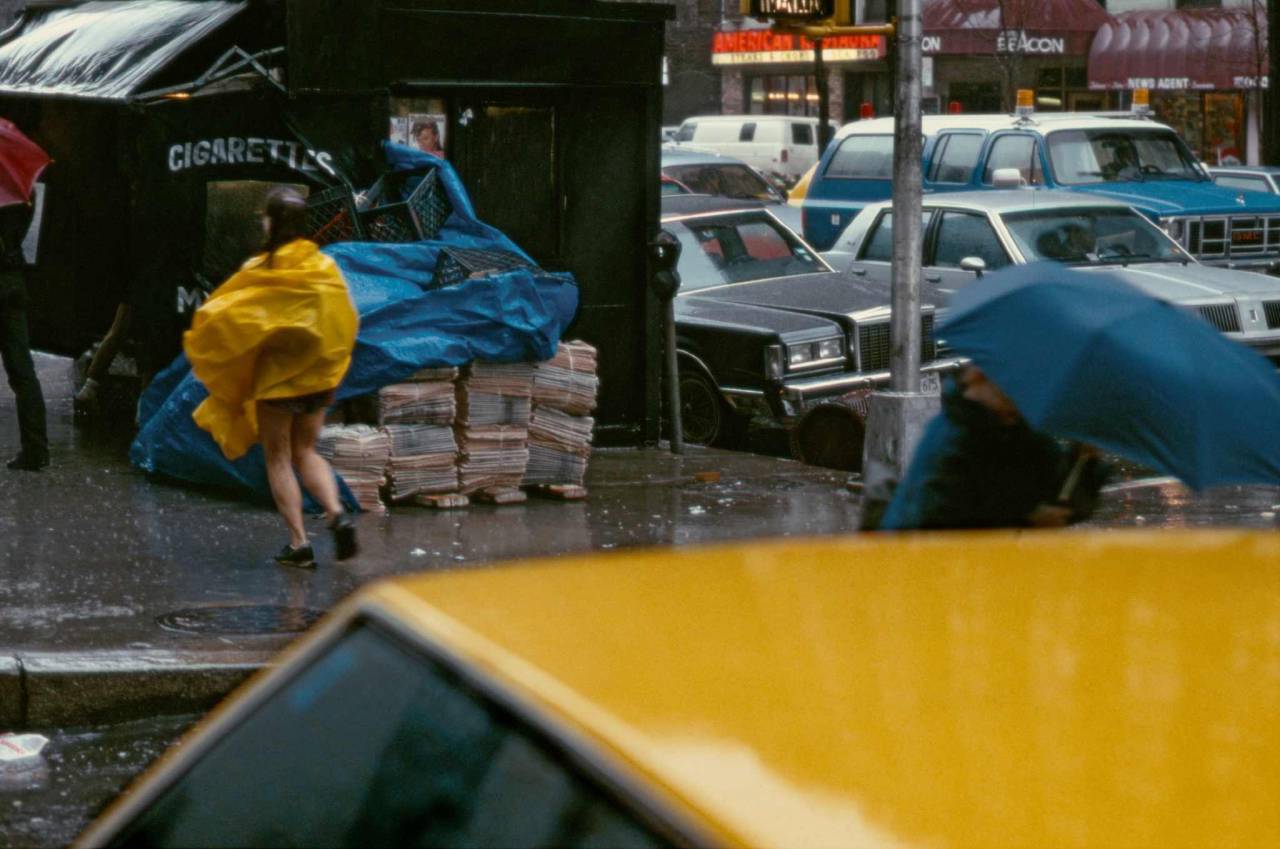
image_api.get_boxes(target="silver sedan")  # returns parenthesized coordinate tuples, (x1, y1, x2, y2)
(825, 190, 1280, 360)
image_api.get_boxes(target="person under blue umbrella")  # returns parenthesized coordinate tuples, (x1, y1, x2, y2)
(880, 366, 1109, 530)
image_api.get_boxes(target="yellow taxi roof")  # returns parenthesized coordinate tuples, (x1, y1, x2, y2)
(371, 531, 1280, 848)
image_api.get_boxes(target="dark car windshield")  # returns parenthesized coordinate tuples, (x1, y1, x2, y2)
(1046, 128, 1206, 185)
(1002, 207, 1187, 265)
(662, 162, 779, 202)
(668, 213, 829, 290)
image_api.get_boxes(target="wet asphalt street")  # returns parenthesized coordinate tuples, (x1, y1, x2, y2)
(4, 355, 1280, 846)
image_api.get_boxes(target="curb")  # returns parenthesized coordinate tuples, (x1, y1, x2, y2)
(0, 650, 273, 728)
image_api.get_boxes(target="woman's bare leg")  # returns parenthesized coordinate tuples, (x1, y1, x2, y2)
(291, 408, 342, 522)
(258, 402, 307, 547)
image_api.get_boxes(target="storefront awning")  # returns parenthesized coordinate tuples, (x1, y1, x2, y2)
(922, 0, 1109, 56)
(1088, 9, 1268, 92)
(0, 0, 246, 100)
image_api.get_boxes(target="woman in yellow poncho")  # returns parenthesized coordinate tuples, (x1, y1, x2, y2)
(184, 189, 360, 568)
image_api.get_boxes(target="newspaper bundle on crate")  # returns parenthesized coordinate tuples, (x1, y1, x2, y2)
(455, 361, 535, 493)
(377, 369, 461, 501)
(524, 341, 599, 487)
(317, 424, 391, 514)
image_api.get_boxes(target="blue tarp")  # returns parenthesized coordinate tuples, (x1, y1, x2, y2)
(130, 144, 579, 504)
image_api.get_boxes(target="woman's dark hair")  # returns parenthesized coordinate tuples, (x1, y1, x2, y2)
(262, 187, 309, 266)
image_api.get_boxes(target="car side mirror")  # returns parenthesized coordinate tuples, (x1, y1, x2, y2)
(649, 230, 682, 300)
(959, 256, 987, 277)
(990, 167, 1025, 188)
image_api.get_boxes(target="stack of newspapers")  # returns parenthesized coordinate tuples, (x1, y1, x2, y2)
(456, 362, 535, 493)
(524, 341, 598, 486)
(317, 424, 391, 513)
(378, 369, 460, 501)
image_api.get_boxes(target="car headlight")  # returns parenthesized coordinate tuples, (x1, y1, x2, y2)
(1161, 218, 1185, 242)
(785, 337, 844, 369)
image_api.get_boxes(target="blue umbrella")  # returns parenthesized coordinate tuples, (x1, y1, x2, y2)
(939, 262, 1280, 490)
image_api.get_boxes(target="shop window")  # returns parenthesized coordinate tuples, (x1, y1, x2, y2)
(203, 180, 308, 290)
(928, 133, 983, 184)
(745, 74, 818, 117)
(389, 96, 448, 160)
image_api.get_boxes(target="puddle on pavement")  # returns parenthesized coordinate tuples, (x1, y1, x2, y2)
(0, 714, 197, 849)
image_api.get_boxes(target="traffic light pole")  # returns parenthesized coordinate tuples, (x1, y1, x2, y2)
(858, 0, 939, 529)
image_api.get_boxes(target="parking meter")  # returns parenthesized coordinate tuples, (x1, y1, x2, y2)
(649, 232, 683, 454)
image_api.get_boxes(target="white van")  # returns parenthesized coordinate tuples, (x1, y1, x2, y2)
(670, 115, 821, 185)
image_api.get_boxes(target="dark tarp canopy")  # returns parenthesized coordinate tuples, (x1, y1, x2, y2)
(0, 0, 246, 100)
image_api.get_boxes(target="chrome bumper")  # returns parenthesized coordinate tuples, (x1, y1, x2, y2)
(779, 357, 966, 404)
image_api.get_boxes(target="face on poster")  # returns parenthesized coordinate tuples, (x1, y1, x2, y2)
(389, 97, 447, 159)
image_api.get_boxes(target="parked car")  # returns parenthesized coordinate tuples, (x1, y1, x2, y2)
(78, 532, 1280, 848)
(660, 195, 959, 467)
(803, 109, 1280, 274)
(825, 190, 1280, 360)
(669, 114, 822, 185)
(661, 147, 800, 232)
(1209, 165, 1280, 195)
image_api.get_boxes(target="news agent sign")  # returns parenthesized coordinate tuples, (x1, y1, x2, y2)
(746, 0, 834, 19)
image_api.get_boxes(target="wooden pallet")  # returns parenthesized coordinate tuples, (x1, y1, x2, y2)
(414, 492, 471, 509)
(525, 483, 588, 501)
(471, 487, 528, 505)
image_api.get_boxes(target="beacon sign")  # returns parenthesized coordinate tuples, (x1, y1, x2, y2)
(748, 0, 834, 19)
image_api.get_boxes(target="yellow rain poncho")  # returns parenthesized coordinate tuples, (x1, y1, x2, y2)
(184, 239, 359, 460)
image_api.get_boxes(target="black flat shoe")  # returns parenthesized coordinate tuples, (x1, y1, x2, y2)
(330, 513, 358, 561)
(7, 452, 49, 472)
(274, 543, 316, 568)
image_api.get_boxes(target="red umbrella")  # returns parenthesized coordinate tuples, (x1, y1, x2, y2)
(0, 118, 50, 207)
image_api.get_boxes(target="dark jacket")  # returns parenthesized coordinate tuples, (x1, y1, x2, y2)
(0, 203, 32, 271)
(880, 378, 1109, 530)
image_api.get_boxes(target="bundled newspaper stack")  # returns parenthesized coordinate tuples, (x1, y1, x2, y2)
(378, 369, 458, 425)
(317, 424, 391, 513)
(385, 424, 458, 500)
(524, 341, 598, 487)
(377, 369, 461, 501)
(455, 362, 535, 493)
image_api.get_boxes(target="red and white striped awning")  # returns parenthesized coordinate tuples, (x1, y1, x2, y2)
(922, 0, 1110, 56)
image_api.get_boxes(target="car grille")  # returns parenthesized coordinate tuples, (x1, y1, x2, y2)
(1168, 214, 1280, 262)
(1265, 300, 1280, 329)
(857, 314, 936, 371)
(1197, 303, 1242, 333)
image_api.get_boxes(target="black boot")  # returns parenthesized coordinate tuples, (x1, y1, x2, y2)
(7, 451, 48, 471)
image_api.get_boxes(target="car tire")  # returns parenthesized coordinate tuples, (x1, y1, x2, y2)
(791, 406, 865, 472)
(676, 369, 744, 448)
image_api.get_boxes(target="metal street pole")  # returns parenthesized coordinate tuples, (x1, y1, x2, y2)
(858, 0, 938, 530)
(890, 0, 922, 391)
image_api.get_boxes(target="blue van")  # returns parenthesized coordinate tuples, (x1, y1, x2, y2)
(802, 112, 1280, 272)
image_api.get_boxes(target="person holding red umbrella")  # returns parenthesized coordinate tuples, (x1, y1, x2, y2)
(0, 118, 51, 472)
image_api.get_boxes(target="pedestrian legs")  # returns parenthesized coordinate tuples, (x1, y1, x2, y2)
(257, 401, 307, 549)
(0, 268, 48, 469)
(290, 408, 341, 523)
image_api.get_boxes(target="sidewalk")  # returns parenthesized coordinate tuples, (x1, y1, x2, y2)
(3, 354, 1279, 725)
(0, 354, 865, 724)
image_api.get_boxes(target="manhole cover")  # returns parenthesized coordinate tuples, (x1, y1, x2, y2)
(157, 605, 324, 635)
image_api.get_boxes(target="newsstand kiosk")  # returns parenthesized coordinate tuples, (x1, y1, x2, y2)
(0, 0, 670, 445)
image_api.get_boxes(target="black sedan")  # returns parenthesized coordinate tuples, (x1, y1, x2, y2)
(662, 196, 961, 469)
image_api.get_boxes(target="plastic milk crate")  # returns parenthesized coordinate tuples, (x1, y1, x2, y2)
(359, 166, 453, 243)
